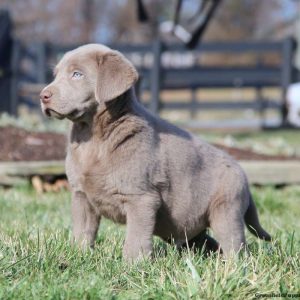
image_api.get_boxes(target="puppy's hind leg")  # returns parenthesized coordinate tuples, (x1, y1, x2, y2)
(179, 230, 220, 255)
(209, 202, 246, 258)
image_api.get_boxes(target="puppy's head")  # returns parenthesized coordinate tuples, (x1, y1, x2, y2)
(40, 44, 138, 121)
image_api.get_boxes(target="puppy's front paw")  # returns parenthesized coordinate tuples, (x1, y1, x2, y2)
(72, 235, 95, 252)
(122, 243, 152, 263)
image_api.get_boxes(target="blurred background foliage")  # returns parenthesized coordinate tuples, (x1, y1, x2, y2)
(0, 0, 298, 45)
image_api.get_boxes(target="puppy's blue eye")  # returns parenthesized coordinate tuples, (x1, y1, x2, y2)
(72, 71, 83, 79)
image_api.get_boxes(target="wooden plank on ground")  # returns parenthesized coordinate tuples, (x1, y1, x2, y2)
(0, 160, 299, 186)
(0, 160, 65, 177)
(240, 160, 300, 185)
(0, 175, 28, 186)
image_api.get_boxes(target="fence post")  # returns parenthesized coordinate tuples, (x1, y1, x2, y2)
(281, 37, 295, 125)
(150, 39, 162, 114)
(36, 42, 47, 83)
(135, 75, 142, 102)
(9, 39, 21, 116)
(191, 88, 197, 119)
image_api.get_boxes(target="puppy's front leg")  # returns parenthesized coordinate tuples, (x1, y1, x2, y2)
(123, 195, 159, 262)
(71, 191, 101, 248)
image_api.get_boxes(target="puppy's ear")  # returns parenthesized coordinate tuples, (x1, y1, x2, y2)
(95, 51, 138, 102)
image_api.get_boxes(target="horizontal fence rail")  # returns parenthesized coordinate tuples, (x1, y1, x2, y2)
(5, 38, 298, 127)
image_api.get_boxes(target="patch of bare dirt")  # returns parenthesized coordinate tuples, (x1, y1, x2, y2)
(0, 126, 298, 161)
(213, 144, 298, 161)
(0, 126, 66, 161)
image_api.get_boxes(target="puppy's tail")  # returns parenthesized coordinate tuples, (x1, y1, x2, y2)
(244, 194, 271, 241)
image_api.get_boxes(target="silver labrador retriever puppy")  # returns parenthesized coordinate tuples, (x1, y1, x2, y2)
(40, 44, 271, 261)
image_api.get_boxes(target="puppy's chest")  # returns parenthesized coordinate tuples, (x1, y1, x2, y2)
(67, 143, 136, 222)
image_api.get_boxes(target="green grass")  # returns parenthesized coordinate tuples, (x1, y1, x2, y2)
(0, 186, 299, 299)
(0, 113, 300, 298)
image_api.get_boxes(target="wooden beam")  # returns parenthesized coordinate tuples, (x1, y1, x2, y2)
(0, 160, 65, 177)
(240, 160, 300, 185)
(0, 160, 299, 186)
(0, 175, 28, 186)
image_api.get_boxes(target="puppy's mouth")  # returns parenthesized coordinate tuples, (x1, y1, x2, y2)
(44, 107, 85, 121)
(44, 108, 65, 120)
(66, 109, 85, 121)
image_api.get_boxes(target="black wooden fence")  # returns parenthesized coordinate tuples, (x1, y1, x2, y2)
(0, 10, 13, 114)
(4, 37, 298, 127)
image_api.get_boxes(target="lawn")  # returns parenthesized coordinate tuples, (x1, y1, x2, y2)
(0, 185, 299, 299)
(0, 116, 300, 299)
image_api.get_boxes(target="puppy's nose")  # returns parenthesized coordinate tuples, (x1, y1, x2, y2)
(40, 90, 52, 104)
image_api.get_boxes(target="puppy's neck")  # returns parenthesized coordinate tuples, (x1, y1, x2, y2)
(71, 88, 139, 142)
(98, 88, 134, 120)
(95, 88, 138, 138)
